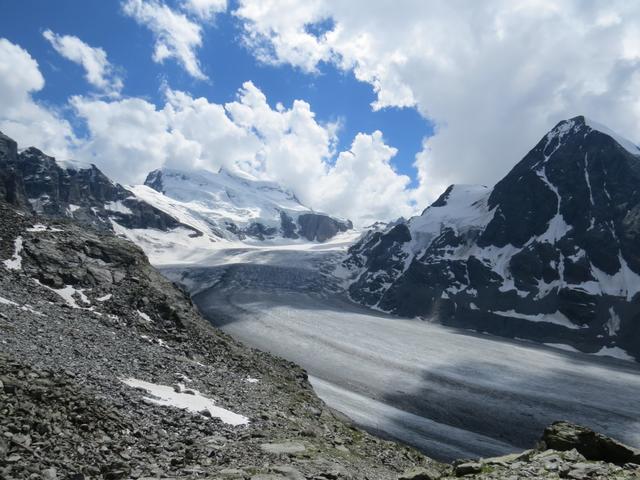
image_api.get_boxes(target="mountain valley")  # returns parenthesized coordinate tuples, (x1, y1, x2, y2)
(2, 120, 640, 479)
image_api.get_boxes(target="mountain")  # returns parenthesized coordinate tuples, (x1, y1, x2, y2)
(2, 126, 639, 480)
(140, 167, 351, 241)
(118, 167, 352, 264)
(1, 205, 637, 480)
(0, 197, 436, 479)
(0, 132, 353, 265)
(344, 116, 640, 360)
(0, 132, 192, 234)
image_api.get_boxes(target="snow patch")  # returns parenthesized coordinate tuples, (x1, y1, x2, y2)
(0, 295, 18, 306)
(491, 309, 581, 330)
(105, 201, 133, 215)
(121, 378, 249, 426)
(34, 280, 91, 309)
(97, 294, 112, 302)
(594, 346, 635, 362)
(606, 307, 621, 336)
(3, 236, 23, 270)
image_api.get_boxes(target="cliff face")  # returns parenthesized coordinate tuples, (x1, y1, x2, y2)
(0, 132, 194, 233)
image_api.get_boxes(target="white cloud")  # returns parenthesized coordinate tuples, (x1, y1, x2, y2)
(234, 0, 332, 73)
(182, 0, 227, 20)
(0, 38, 75, 159)
(122, 0, 207, 79)
(235, 0, 640, 203)
(70, 81, 413, 224)
(43, 30, 123, 96)
(0, 38, 410, 224)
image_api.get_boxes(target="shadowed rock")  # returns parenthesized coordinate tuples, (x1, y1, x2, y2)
(542, 421, 640, 465)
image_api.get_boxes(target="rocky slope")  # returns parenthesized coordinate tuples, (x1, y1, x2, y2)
(344, 116, 640, 361)
(1, 128, 639, 478)
(0, 200, 433, 479)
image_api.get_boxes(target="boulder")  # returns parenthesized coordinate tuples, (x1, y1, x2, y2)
(542, 421, 640, 465)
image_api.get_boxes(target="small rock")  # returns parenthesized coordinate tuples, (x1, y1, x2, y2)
(219, 468, 245, 477)
(260, 442, 306, 455)
(41, 468, 57, 480)
(454, 462, 482, 476)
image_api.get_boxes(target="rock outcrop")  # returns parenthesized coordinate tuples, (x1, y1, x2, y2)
(0, 132, 194, 234)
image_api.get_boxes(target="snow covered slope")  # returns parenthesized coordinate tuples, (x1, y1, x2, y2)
(115, 168, 353, 264)
(344, 116, 640, 360)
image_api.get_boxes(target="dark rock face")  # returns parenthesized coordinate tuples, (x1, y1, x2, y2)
(297, 213, 353, 242)
(345, 117, 640, 360)
(542, 421, 640, 465)
(0, 132, 194, 234)
(279, 211, 299, 239)
(144, 168, 164, 193)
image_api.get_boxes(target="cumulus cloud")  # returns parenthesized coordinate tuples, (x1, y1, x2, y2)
(234, 0, 332, 73)
(70, 81, 413, 224)
(43, 30, 123, 96)
(122, 0, 207, 79)
(234, 0, 640, 202)
(0, 38, 75, 159)
(182, 0, 227, 20)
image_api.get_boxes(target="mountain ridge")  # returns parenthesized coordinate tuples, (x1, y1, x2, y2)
(344, 116, 640, 361)
(0, 132, 354, 265)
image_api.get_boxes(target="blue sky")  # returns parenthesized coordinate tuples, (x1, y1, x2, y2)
(0, 0, 431, 186)
(1, 1, 638, 224)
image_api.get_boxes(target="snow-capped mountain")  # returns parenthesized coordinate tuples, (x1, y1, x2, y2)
(138, 167, 352, 243)
(0, 131, 353, 265)
(344, 116, 640, 360)
(113, 168, 353, 264)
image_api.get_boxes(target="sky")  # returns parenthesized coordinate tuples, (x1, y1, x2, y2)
(1, 0, 640, 226)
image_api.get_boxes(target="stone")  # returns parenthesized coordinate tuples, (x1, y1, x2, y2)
(399, 465, 443, 479)
(542, 421, 640, 465)
(41, 468, 57, 480)
(454, 462, 482, 476)
(272, 466, 305, 480)
(219, 468, 245, 477)
(260, 442, 306, 455)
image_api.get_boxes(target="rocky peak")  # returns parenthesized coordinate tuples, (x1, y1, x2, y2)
(0, 132, 192, 234)
(144, 169, 164, 193)
(0, 131, 17, 159)
(343, 117, 640, 361)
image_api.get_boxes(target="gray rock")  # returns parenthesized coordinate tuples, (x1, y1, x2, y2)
(41, 468, 57, 480)
(542, 421, 640, 465)
(260, 442, 306, 455)
(454, 462, 482, 476)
